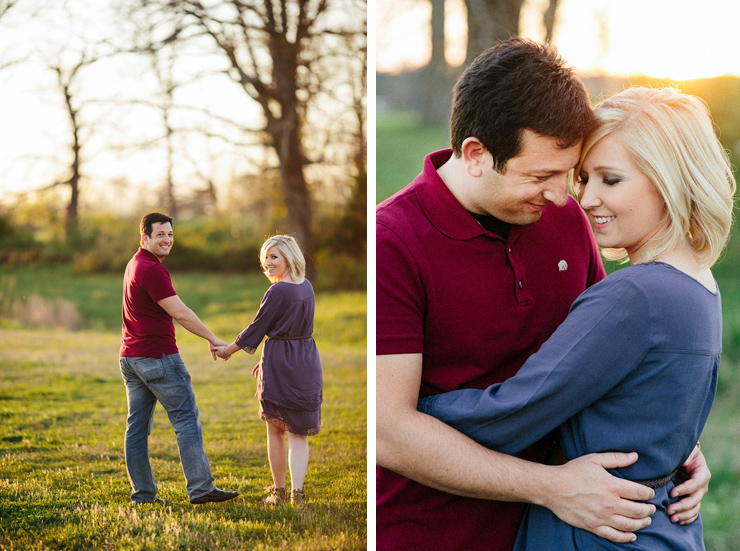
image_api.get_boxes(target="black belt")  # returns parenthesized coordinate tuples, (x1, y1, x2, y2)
(267, 335, 312, 340)
(634, 467, 682, 489)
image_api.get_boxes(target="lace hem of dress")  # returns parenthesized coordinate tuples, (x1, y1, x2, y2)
(260, 410, 321, 436)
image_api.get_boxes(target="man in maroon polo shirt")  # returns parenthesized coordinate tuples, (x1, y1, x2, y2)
(376, 38, 710, 550)
(119, 212, 238, 505)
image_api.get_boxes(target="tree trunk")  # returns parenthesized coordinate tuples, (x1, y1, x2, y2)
(269, 33, 316, 278)
(464, 0, 524, 65)
(543, 0, 559, 43)
(271, 112, 316, 278)
(422, 0, 451, 123)
(59, 69, 82, 243)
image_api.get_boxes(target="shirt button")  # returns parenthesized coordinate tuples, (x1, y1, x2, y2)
(518, 280, 523, 289)
(508, 248, 512, 253)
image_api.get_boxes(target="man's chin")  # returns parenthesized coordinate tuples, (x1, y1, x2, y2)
(509, 212, 543, 227)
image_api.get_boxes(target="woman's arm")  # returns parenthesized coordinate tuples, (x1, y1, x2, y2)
(419, 278, 651, 453)
(378, 352, 655, 543)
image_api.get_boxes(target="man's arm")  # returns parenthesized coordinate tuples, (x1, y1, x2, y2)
(158, 295, 226, 351)
(376, 353, 656, 544)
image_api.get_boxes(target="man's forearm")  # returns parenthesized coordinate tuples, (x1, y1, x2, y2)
(377, 408, 550, 502)
(378, 409, 656, 543)
(173, 308, 219, 344)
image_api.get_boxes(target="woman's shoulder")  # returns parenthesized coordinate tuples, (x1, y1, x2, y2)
(585, 262, 716, 313)
(272, 279, 314, 297)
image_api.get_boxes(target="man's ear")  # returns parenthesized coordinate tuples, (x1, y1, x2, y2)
(460, 137, 489, 178)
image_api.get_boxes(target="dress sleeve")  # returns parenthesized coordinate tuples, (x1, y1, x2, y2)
(418, 275, 652, 454)
(234, 285, 283, 354)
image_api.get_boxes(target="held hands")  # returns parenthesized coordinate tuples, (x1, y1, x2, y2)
(209, 339, 227, 361)
(212, 345, 233, 361)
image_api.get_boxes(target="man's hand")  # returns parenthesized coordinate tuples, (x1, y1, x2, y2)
(667, 446, 710, 525)
(541, 452, 656, 543)
(212, 345, 232, 360)
(209, 340, 227, 360)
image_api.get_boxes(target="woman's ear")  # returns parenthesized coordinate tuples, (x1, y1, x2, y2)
(460, 137, 489, 178)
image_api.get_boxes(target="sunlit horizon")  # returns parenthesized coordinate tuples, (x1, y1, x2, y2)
(377, 0, 740, 81)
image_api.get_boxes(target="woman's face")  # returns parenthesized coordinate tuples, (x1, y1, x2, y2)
(577, 134, 667, 263)
(265, 246, 290, 281)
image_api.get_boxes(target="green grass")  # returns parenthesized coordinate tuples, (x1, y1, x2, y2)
(376, 111, 449, 203)
(376, 110, 740, 549)
(0, 268, 367, 550)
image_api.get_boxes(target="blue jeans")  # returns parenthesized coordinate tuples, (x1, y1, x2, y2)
(119, 353, 215, 503)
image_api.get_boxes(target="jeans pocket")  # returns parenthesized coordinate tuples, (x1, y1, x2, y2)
(132, 357, 166, 383)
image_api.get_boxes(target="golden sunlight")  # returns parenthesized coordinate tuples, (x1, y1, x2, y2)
(377, 0, 740, 80)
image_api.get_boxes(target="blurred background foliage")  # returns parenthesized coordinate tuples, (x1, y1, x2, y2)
(0, 203, 366, 292)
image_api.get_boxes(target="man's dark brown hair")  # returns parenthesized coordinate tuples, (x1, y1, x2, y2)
(140, 212, 174, 246)
(449, 37, 595, 173)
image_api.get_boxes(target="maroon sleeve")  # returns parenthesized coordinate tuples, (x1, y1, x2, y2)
(376, 219, 426, 356)
(144, 263, 177, 303)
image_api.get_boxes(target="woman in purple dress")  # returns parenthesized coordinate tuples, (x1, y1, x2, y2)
(215, 235, 322, 508)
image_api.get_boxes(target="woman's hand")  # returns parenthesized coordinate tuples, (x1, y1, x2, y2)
(215, 346, 232, 360)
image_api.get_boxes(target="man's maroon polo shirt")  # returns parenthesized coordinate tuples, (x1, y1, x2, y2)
(120, 248, 179, 358)
(376, 149, 605, 551)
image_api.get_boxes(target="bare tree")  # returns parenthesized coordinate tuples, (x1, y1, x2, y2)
(339, 18, 367, 251)
(49, 53, 99, 242)
(422, 0, 451, 123)
(124, 0, 366, 278)
(543, 0, 559, 44)
(0, 0, 31, 71)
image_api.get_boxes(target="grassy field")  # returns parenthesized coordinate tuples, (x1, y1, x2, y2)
(0, 267, 367, 550)
(376, 110, 740, 550)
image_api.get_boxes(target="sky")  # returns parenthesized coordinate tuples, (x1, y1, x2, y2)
(2, 0, 739, 202)
(0, 0, 362, 209)
(376, 0, 740, 80)
(0, 0, 261, 205)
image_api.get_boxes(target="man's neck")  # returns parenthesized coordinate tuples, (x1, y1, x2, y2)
(437, 153, 478, 213)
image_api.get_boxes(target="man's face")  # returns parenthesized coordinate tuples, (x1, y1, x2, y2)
(142, 222, 173, 261)
(471, 129, 582, 225)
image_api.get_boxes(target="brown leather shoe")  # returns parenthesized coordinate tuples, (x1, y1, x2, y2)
(263, 484, 287, 505)
(290, 488, 306, 509)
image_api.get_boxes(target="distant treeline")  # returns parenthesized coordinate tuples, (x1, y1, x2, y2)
(0, 210, 366, 291)
(378, 72, 740, 161)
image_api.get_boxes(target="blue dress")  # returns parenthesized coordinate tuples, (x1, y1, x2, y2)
(419, 262, 721, 550)
(235, 280, 323, 435)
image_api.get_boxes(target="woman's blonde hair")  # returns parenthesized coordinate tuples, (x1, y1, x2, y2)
(260, 235, 306, 283)
(574, 86, 736, 268)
